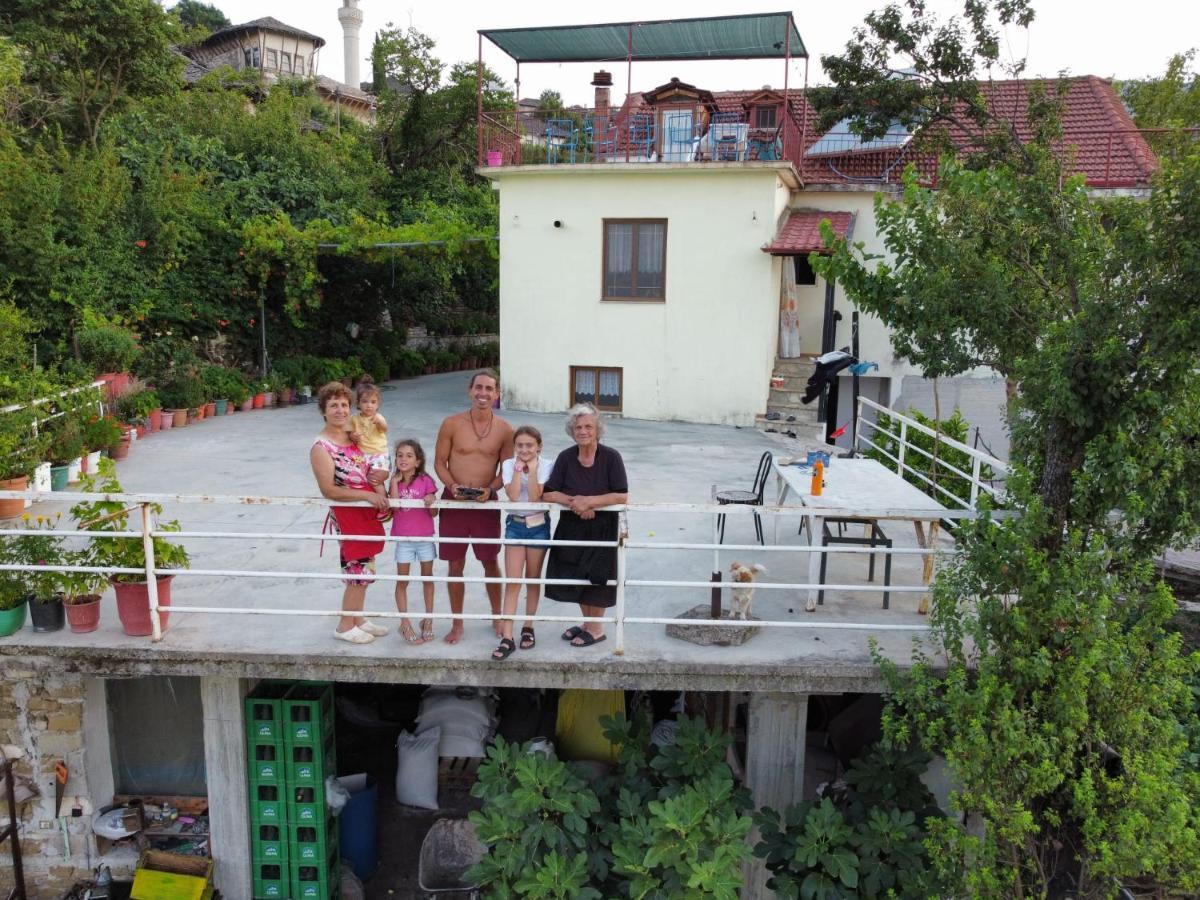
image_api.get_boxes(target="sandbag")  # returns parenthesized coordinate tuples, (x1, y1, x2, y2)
(395, 728, 440, 810)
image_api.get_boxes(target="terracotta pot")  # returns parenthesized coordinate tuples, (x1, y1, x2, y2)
(241, 397, 254, 412)
(65, 595, 101, 633)
(205, 401, 216, 418)
(112, 575, 173, 636)
(0, 475, 28, 518)
(187, 409, 200, 425)
(159, 411, 174, 430)
(0, 601, 27, 637)
(134, 425, 147, 440)
(171, 408, 187, 428)
(148, 409, 163, 432)
(96, 372, 132, 403)
(29, 595, 65, 633)
(264, 392, 277, 408)
(108, 438, 131, 461)
(253, 393, 265, 409)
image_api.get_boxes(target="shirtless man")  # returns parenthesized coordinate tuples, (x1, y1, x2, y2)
(434, 370, 514, 644)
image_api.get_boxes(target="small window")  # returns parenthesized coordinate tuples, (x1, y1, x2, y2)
(603, 219, 666, 301)
(794, 255, 817, 286)
(243, 46, 261, 68)
(295, 54, 304, 73)
(571, 366, 623, 412)
(281, 52, 292, 74)
(755, 105, 778, 129)
(265, 49, 278, 70)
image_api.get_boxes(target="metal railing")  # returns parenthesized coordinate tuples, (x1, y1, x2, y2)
(854, 396, 1011, 511)
(0, 488, 986, 650)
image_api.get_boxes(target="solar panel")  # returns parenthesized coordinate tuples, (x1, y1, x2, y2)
(804, 119, 912, 158)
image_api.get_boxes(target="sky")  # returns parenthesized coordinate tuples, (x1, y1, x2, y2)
(202, 1, 1199, 102)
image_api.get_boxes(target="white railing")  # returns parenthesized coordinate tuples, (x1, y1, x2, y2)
(854, 396, 1011, 510)
(0, 489, 988, 650)
(0, 381, 106, 428)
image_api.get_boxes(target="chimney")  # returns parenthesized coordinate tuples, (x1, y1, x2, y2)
(337, 0, 364, 87)
(592, 70, 612, 117)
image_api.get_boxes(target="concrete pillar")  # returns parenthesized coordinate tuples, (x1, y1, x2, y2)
(338, 1, 363, 88)
(742, 692, 808, 900)
(201, 677, 250, 900)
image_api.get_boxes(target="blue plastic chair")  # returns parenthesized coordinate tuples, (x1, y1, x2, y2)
(545, 119, 577, 164)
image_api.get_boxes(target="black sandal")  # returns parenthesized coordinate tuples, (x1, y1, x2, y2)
(491, 638, 516, 661)
(519, 627, 536, 650)
(561, 625, 584, 641)
(570, 631, 607, 647)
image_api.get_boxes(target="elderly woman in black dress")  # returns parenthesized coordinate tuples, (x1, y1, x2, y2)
(542, 403, 628, 646)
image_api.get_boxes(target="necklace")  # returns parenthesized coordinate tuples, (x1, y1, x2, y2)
(468, 409, 494, 441)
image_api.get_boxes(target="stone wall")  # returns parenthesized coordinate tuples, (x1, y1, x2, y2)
(0, 670, 97, 899)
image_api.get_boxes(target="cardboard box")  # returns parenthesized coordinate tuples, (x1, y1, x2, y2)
(130, 849, 213, 900)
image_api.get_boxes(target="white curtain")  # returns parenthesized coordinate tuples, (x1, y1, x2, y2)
(636, 224, 665, 297)
(598, 370, 621, 402)
(779, 257, 802, 357)
(605, 223, 633, 296)
(574, 368, 596, 402)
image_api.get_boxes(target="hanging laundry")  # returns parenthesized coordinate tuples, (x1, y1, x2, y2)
(848, 361, 879, 376)
(803, 349, 857, 404)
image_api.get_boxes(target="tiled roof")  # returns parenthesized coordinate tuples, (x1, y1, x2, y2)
(763, 210, 854, 255)
(615, 76, 1155, 187)
(315, 75, 374, 105)
(205, 17, 326, 49)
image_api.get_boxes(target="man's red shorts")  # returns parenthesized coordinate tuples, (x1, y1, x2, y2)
(438, 487, 501, 563)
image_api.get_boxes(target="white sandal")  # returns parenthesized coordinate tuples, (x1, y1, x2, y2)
(333, 625, 375, 644)
(358, 620, 389, 637)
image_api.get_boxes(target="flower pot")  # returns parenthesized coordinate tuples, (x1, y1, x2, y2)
(50, 465, 70, 491)
(65, 595, 102, 633)
(159, 411, 174, 430)
(263, 392, 276, 408)
(134, 425, 147, 440)
(67, 456, 83, 483)
(29, 595, 65, 633)
(82, 450, 102, 474)
(0, 601, 27, 637)
(194, 405, 205, 421)
(486, 149, 503, 167)
(215, 399, 229, 416)
(205, 401, 216, 418)
(252, 393, 265, 409)
(0, 475, 28, 518)
(108, 438, 131, 461)
(171, 408, 187, 428)
(97, 372, 132, 403)
(242, 397, 255, 412)
(113, 575, 173, 636)
(148, 409, 163, 432)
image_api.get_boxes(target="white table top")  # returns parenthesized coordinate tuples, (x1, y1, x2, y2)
(774, 457, 947, 516)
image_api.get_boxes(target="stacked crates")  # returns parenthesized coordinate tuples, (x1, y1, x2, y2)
(246, 681, 293, 899)
(283, 682, 339, 899)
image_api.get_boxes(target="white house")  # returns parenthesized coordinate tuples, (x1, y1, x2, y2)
(478, 15, 1155, 452)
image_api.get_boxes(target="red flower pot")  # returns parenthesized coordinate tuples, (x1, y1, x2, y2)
(112, 575, 173, 636)
(148, 409, 163, 432)
(253, 393, 265, 409)
(205, 401, 216, 418)
(65, 595, 102, 633)
(0, 475, 28, 519)
(108, 438, 131, 460)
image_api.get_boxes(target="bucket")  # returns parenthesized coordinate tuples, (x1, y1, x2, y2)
(486, 149, 503, 167)
(337, 774, 378, 880)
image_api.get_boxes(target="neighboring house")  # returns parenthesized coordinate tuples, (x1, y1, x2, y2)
(479, 22, 1154, 452)
(182, 16, 375, 124)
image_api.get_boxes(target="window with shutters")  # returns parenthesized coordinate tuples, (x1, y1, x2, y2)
(602, 219, 666, 301)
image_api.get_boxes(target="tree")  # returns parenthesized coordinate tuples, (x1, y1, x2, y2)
(1122, 50, 1200, 128)
(811, 2, 1200, 894)
(168, 0, 230, 39)
(2, 0, 182, 147)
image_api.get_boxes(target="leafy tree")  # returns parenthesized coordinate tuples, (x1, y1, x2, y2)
(1122, 50, 1200, 128)
(168, 0, 231, 37)
(2, 0, 183, 147)
(811, 2, 1200, 895)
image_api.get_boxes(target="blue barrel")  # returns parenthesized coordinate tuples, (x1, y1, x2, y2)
(337, 773, 378, 880)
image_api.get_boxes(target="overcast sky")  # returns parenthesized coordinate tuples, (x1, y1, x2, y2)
(203, 1, 1198, 102)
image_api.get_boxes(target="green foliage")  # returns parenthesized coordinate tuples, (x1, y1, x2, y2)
(168, 0, 230, 37)
(864, 407, 989, 508)
(115, 388, 160, 421)
(0, 511, 66, 601)
(1122, 51, 1200, 129)
(47, 415, 85, 465)
(393, 348, 426, 377)
(755, 744, 938, 899)
(81, 415, 123, 451)
(70, 457, 188, 582)
(76, 324, 140, 373)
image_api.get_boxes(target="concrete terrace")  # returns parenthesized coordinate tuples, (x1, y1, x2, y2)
(1, 372, 950, 692)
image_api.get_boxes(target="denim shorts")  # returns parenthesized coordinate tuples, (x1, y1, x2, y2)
(394, 539, 436, 564)
(504, 514, 551, 548)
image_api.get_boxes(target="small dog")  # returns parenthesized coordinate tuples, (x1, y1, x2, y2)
(729, 561, 766, 620)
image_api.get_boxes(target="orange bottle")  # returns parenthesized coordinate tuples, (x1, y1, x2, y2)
(810, 460, 824, 496)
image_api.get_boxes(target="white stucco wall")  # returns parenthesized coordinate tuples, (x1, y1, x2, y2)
(489, 164, 793, 426)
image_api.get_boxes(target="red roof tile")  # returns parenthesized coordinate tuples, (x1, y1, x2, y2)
(763, 210, 854, 255)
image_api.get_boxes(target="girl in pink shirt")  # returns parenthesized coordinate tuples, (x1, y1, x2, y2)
(390, 439, 439, 643)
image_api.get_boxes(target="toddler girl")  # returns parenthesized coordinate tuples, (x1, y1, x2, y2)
(492, 425, 554, 661)
(349, 376, 389, 513)
(390, 439, 439, 644)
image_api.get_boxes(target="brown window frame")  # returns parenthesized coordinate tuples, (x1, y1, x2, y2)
(570, 366, 624, 413)
(601, 218, 667, 302)
(754, 104, 778, 129)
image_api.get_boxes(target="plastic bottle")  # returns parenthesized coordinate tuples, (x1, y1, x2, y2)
(810, 460, 824, 496)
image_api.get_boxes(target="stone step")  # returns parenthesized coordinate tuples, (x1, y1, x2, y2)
(768, 388, 815, 407)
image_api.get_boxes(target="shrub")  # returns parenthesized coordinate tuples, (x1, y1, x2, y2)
(271, 358, 306, 390)
(77, 325, 139, 374)
(81, 415, 123, 452)
(158, 373, 205, 410)
(47, 416, 85, 465)
(865, 407, 991, 508)
(393, 348, 425, 378)
(359, 345, 389, 383)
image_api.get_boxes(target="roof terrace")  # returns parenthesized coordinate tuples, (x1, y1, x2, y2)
(0, 373, 1008, 693)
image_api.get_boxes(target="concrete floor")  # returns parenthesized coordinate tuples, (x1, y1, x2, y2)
(1, 372, 952, 692)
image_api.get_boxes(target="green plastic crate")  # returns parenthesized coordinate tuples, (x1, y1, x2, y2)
(288, 817, 338, 864)
(284, 734, 336, 787)
(250, 783, 287, 824)
(245, 681, 293, 743)
(251, 822, 288, 865)
(290, 845, 339, 900)
(252, 861, 288, 899)
(282, 682, 334, 746)
(247, 740, 285, 785)
(287, 783, 326, 826)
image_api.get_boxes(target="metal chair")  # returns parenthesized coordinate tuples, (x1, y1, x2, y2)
(584, 115, 616, 161)
(545, 119, 577, 165)
(626, 114, 656, 160)
(816, 517, 892, 608)
(715, 451, 774, 544)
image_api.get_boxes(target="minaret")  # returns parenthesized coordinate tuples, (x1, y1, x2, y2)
(337, 0, 363, 87)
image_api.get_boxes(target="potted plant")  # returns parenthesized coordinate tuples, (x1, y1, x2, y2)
(265, 372, 288, 407)
(60, 565, 105, 633)
(159, 375, 203, 428)
(0, 573, 27, 637)
(5, 513, 67, 632)
(48, 417, 85, 490)
(82, 415, 122, 472)
(72, 459, 189, 637)
(226, 370, 250, 412)
(77, 324, 140, 402)
(116, 381, 161, 433)
(0, 409, 46, 518)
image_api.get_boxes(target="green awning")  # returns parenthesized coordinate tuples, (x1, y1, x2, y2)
(480, 12, 806, 63)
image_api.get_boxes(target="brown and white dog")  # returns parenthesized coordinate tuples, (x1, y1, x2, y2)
(729, 561, 766, 620)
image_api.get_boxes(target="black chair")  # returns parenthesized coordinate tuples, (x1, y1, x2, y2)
(816, 517, 892, 608)
(715, 451, 773, 544)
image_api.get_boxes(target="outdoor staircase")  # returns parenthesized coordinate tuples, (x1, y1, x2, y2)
(755, 355, 824, 443)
